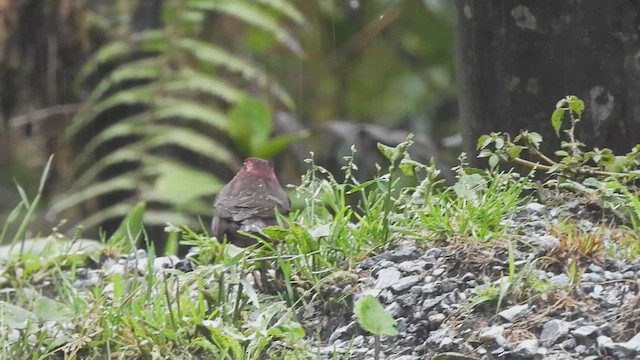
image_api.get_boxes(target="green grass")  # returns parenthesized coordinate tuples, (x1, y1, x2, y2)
(4, 136, 640, 359)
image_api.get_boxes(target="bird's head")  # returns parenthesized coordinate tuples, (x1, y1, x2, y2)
(242, 157, 276, 179)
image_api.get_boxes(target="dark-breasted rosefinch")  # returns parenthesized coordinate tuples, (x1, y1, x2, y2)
(211, 157, 290, 247)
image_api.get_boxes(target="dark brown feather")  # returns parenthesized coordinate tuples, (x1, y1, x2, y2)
(211, 158, 290, 247)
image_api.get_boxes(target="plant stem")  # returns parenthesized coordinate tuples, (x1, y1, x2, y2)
(512, 157, 630, 177)
(529, 146, 556, 166)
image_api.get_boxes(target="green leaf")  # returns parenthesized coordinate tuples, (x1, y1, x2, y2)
(354, 295, 398, 336)
(478, 149, 493, 158)
(489, 154, 499, 168)
(87, 57, 164, 103)
(228, 96, 273, 155)
(149, 162, 223, 205)
(67, 85, 157, 138)
(176, 68, 243, 103)
(377, 143, 399, 162)
(528, 132, 543, 148)
(567, 95, 585, 115)
(33, 297, 74, 322)
(145, 125, 238, 167)
(256, 0, 306, 26)
(261, 225, 290, 239)
(269, 320, 306, 342)
(290, 223, 317, 253)
(551, 108, 565, 136)
(74, 30, 166, 88)
(0, 302, 38, 329)
(177, 38, 294, 109)
(507, 145, 524, 160)
(252, 131, 308, 159)
(476, 135, 491, 150)
(398, 160, 415, 176)
(191, 0, 304, 57)
(108, 201, 146, 251)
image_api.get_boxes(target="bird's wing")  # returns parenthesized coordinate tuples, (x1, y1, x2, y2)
(214, 184, 289, 221)
(217, 194, 288, 221)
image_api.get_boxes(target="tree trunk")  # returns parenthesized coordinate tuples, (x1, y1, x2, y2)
(453, 0, 640, 165)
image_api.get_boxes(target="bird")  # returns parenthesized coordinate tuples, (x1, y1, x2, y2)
(211, 157, 290, 247)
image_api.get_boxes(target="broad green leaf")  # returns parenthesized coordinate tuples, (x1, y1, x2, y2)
(108, 201, 146, 250)
(551, 108, 565, 136)
(228, 96, 272, 155)
(149, 162, 222, 205)
(252, 131, 308, 159)
(33, 297, 74, 322)
(489, 154, 499, 168)
(0, 302, 38, 329)
(354, 295, 398, 336)
(528, 132, 543, 148)
(269, 320, 306, 342)
(261, 225, 290, 239)
(567, 95, 585, 115)
(478, 149, 493, 158)
(476, 134, 491, 150)
(507, 146, 523, 160)
(0, 237, 103, 261)
(291, 223, 317, 253)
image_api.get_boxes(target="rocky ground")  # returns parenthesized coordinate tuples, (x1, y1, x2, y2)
(301, 200, 640, 359)
(29, 198, 640, 359)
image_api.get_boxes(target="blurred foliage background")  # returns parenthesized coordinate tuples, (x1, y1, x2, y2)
(0, 0, 458, 248)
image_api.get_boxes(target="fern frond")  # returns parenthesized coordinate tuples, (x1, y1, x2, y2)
(145, 125, 239, 167)
(73, 101, 230, 170)
(142, 159, 223, 206)
(176, 68, 243, 103)
(177, 38, 294, 108)
(87, 57, 165, 102)
(155, 98, 228, 130)
(63, 0, 305, 235)
(72, 147, 145, 188)
(66, 85, 158, 138)
(72, 115, 150, 170)
(73, 30, 167, 87)
(52, 176, 140, 215)
(190, 1, 304, 57)
(255, 0, 306, 26)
